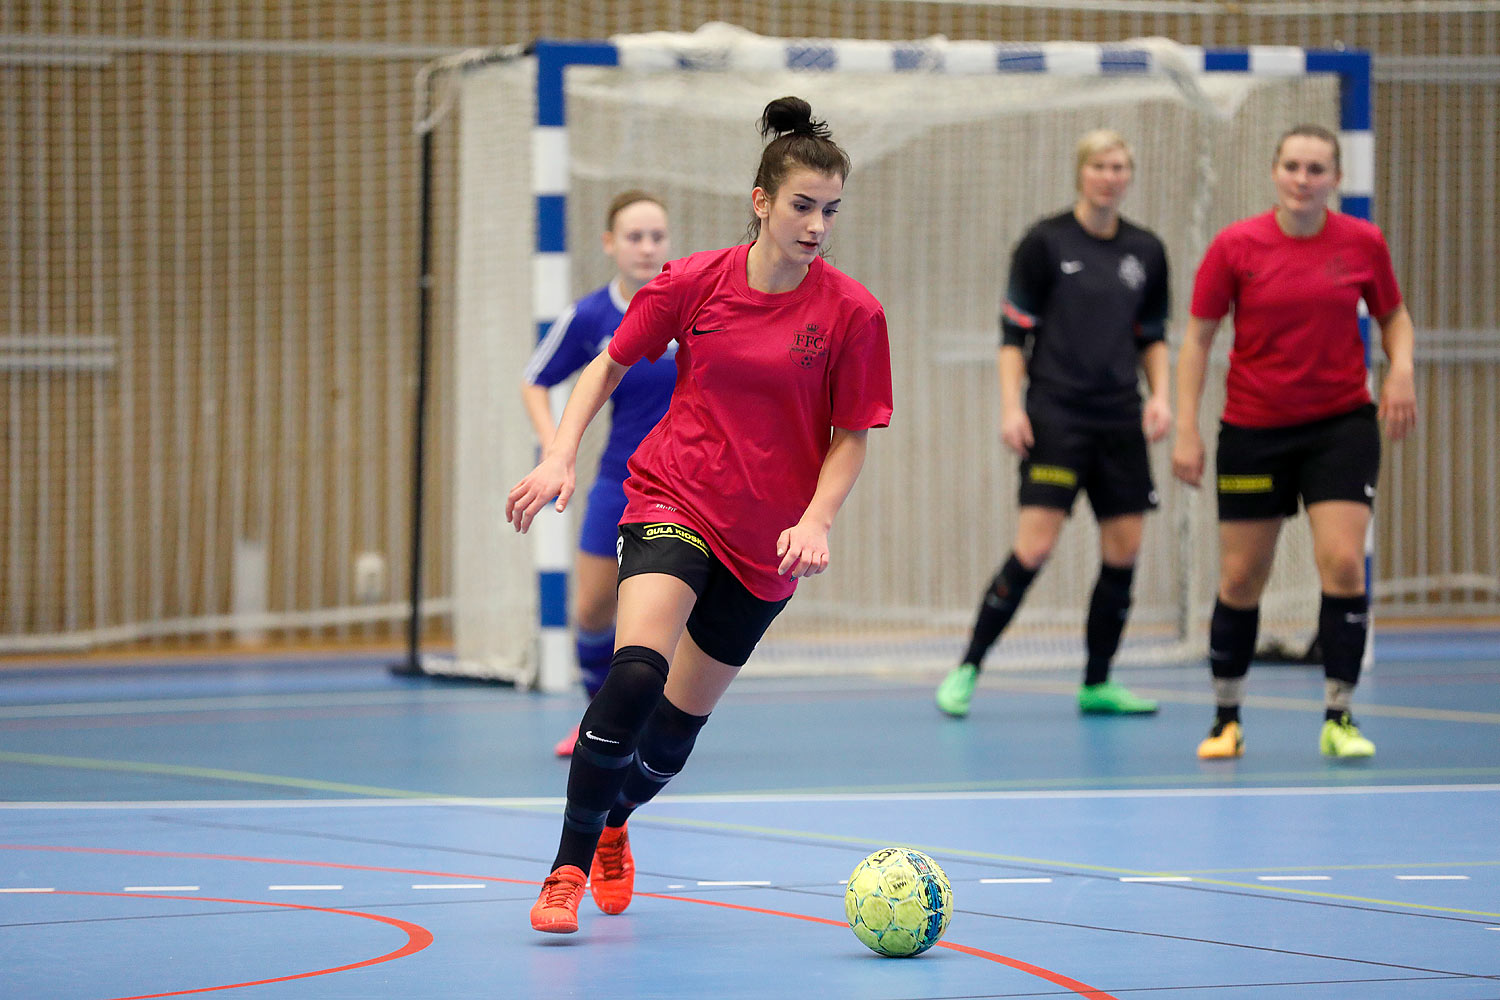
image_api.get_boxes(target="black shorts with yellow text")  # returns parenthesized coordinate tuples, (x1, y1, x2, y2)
(1216, 404, 1380, 521)
(616, 522, 789, 668)
(1017, 412, 1159, 519)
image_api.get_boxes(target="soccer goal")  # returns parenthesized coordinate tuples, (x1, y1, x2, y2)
(421, 25, 1372, 688)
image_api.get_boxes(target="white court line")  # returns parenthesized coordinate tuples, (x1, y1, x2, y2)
(666, 884, 685, 889)
(411, 883, 485, 890)
(267, 884, 342, 891)
(1395, 875, 1470, 881)
(124, 885, 199, 892)
(697, 880, 770, 887)
(981, 877, 1053, 884)
(1120, 876, 1193, 883)
(1257, 875, 1332, 882)
(0, 887, 54, 893)
(5, 783, 1500, 809)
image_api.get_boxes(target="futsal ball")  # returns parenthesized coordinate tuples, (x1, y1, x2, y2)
(844, 847, 953, 957)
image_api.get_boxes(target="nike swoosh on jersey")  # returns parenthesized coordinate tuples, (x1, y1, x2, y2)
(690, 326, 726, 336)
(1060, 260, 1083, 274)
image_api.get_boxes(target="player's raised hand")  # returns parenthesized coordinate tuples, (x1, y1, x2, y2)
(505, 455, 574, 533)
(776, 520, 831, 579)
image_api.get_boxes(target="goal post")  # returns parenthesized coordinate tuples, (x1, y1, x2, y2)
(417, 27, 1373, 688)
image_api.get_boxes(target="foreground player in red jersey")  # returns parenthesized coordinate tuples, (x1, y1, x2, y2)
(1173, 124, 1417, 761)
(507, 96, 893, 934)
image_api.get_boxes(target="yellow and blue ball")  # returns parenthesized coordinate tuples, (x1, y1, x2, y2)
(844, 847, 953, 957)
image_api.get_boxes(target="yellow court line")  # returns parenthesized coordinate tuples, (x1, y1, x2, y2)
(980, 678, 1500, 725)
(739, 767, 1500, 796)
(7, 751, 1496, 920)
(0, 751, 456, 800)
(623, 813, 1500, 921)
(1173, 860, 1500, 875)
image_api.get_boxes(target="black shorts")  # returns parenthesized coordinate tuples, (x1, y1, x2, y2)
(1216, 404, 1380, 521)
(1017, 413, 1159, 519)
(616, 522, 790, 668)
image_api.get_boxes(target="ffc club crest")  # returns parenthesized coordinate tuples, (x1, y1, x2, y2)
(1118, 253, 1146, 291)
(789, 322, 828, 369)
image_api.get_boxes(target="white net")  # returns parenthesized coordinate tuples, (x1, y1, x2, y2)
(444, 58, 539, 682)
(450, 34, 1339, 680)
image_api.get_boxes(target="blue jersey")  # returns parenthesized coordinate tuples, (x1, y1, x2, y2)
(523, 280, 677, 486)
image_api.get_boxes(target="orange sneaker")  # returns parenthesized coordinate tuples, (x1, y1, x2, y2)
(589, 824, 635, 915)
(553, 724, 580, 758)
(530, 864, 586, 933)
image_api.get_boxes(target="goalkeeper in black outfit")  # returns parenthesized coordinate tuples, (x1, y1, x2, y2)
(936, 129, 1172, 718)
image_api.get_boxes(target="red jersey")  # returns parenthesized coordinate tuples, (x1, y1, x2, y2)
(1190, 209, 1403, 428)
(607, 244, 893, 601)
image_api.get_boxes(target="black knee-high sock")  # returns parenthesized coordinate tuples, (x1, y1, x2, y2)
(962, 554, 1039, 670)
(1209, 600, 1258, 725)
(1084, 563, 1135, 686)
(1319, 592, 1368, 720)
(605, 696, 710, 829)
(552, 645, 668, 873)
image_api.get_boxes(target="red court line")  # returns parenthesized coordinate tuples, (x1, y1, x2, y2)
(54, 891, 431, 1000)
(3, 843, 1117, 999)
(0, 842, 535, 886)
(642, 892, 1118, 1000)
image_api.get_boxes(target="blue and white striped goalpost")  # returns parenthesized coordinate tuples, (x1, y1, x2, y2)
(523, 34, 1376, 690)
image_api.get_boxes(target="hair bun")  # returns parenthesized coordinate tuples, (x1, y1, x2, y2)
(760, 96, 831, 140)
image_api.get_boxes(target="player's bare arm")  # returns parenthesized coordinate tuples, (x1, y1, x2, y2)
(506, 353, 629, 532)
(996, 346, 1033, 457)
(1171, 314, 1219, 487)
(1140, 339, 1173, 442)
(777, 427, 868, 578)
(1375, 303, 1417, 440)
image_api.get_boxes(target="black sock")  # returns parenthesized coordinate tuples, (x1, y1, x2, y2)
(552, 646, 668, 873)
(1209, 599, 1258, 726)
(606, 696, 710, 829)
(1084, 563, 1134, 686)
(961, 554, 1039, 670)
(1319, 592, 1369, 688)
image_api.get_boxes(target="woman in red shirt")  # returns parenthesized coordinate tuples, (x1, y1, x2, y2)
(508, 96, 893, 935)
(1173, 124, 1417, 761)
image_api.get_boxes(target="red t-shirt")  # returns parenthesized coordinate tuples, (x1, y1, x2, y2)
(1190, 209, 1403, 428)
(607, 244, 893, 601)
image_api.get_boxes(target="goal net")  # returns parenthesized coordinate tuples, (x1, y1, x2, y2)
(437, 27, 1343, 686)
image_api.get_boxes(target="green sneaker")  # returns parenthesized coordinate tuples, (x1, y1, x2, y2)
(1078, 681, 1158, 715)
(1320, 713, 1375, 758)
(935, 663, 979, 718)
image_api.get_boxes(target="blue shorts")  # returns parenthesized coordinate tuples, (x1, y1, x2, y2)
(579, 473, 628, 558)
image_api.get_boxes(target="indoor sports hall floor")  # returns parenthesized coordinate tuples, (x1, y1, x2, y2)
(2, 629, 1497, 999)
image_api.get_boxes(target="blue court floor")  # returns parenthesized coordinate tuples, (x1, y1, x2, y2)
(1, 629, 1497, 999)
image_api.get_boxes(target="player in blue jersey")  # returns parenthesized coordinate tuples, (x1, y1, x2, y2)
(521, 191, 675, 757)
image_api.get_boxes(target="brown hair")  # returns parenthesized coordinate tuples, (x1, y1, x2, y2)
(1274, 124, 1341, 171)
(746, 96, 851, 241)
(605, 190, 665, 231)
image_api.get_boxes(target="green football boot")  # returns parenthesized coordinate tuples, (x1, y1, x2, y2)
(1320, 713, 1375, 758)
(934, 663, 979, 718)
(1078, 681, 1159, 715)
